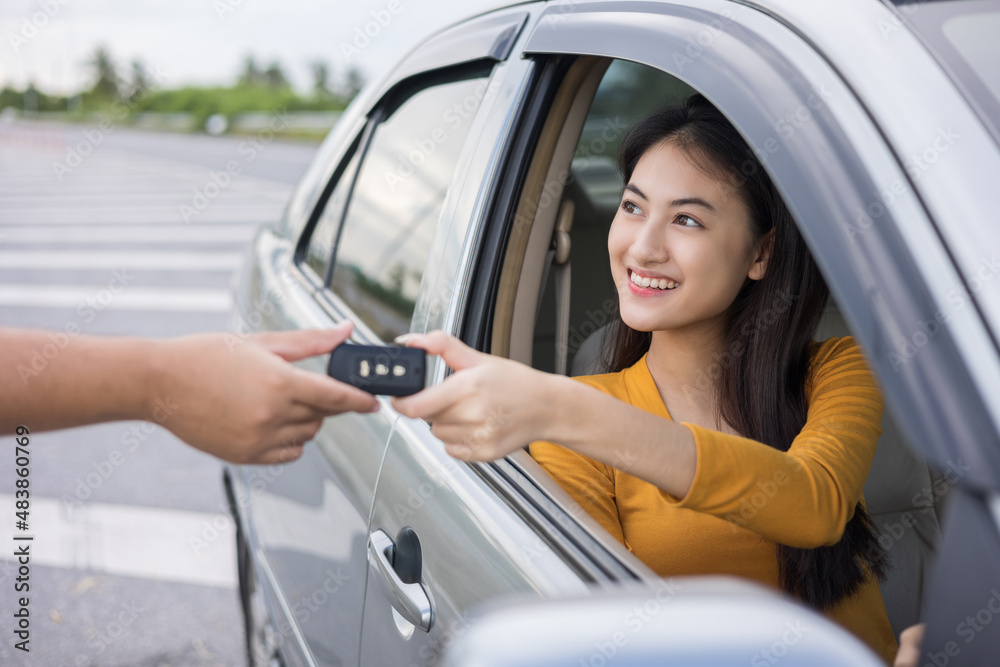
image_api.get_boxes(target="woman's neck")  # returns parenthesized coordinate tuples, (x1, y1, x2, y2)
(645, 319, 727, 417)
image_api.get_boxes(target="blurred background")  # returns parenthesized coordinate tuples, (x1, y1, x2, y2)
(0, 1, 504, 665)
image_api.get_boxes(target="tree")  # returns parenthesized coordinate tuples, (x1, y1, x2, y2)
(263, 61, 289, 89)
(125, 59, 153, 102)
(310, 60, 331, 98)
(342, 66, 365, 100)
(88, 46, 119, 99)
(238, 55, 264, 87)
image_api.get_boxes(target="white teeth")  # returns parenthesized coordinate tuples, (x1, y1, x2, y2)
(631, 271, 677, 290)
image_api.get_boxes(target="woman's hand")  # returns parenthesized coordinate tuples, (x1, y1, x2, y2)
(893, 623, 925, 667)
(391, 331, 559, 461)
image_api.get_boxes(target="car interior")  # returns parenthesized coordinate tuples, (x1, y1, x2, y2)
(490, 55, 946, 639)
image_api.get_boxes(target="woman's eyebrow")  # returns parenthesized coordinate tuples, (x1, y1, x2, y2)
(624, 183, 648, 200)
(671, 197, 716, 213)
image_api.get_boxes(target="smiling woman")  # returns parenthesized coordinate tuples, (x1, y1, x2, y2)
(392, 93, 899, 664)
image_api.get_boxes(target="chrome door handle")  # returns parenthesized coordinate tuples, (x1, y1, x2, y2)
(368, 529, 433, 632)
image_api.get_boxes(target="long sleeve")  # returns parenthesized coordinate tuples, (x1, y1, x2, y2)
(671, 337, 884, 547)
(529, 379, 627, 546)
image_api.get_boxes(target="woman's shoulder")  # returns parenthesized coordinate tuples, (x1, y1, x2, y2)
(806, 335, 881, 396)
(808, 335, 868, 368)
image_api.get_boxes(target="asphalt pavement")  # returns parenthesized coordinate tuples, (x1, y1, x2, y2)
(0, 118, 320, 666)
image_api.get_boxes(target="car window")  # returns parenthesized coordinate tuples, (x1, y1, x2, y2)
(516, 54, 943, 644)
(324, 75, 489, 341)
(305, 148, 361, 282)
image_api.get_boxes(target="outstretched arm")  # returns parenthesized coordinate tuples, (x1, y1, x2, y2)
(1, 323, 379, 464)
(391, 331, 697, 491)
(392, 331, 881, 548)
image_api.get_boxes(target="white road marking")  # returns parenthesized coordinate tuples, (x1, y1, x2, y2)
(0, 285, 232, 312)
(0, 251, 243, 271)
(0, 494, 236, 589)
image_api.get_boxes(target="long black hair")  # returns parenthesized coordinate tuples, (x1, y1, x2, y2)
(601, 94, 888, 610)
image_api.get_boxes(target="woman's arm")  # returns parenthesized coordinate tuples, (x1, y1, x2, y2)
(392, 332, 881, 548)
(392, 331, 697, 492)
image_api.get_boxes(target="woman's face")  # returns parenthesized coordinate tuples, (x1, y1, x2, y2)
(608, 140, 770, 335)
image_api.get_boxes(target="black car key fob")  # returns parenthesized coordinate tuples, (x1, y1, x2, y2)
(327, 343, 426, 396)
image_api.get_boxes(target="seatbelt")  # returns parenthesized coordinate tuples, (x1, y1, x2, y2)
(552, 200, 574, 375)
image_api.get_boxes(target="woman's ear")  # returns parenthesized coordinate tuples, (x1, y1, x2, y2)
(747, 229, 774, 281)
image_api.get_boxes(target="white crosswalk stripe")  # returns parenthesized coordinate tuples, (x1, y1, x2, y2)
(0, 494, 236, 589)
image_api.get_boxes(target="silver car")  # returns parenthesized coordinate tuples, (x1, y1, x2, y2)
(226, 0, 1000, 665)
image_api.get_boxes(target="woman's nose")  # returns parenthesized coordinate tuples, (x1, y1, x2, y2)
(631, 218, 670, 264)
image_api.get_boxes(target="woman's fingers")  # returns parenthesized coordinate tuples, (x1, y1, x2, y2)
(397, 330, 487, 372)
(391, 377, 470, 420)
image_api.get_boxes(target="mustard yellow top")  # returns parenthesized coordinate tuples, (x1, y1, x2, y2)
(529, 336, 898, 664)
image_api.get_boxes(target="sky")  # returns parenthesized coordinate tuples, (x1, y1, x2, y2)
(0, 0, 511, 95)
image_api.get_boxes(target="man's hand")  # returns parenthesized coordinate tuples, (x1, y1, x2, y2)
(1, 323, 378, 465)
(153, 323, 379, 464)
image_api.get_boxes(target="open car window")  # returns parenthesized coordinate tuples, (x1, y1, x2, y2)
(497, 54, 946, 642)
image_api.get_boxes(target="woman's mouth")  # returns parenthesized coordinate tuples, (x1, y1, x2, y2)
(629, 269, 679, 291)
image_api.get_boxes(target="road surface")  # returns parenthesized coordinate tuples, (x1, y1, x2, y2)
(0, 118, 320, 666)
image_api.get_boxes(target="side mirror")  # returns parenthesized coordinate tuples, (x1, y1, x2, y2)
(441, 577, 886, 667)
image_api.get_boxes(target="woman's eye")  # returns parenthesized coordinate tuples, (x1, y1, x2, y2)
(621, 200, 643, 215)
(676, 214, 702, 228)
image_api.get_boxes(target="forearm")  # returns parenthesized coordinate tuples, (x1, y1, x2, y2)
(1, 327, 158, 433)
(542, 375, 697, 499)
